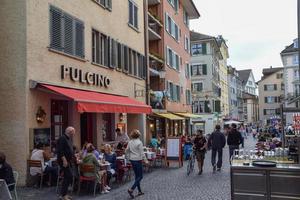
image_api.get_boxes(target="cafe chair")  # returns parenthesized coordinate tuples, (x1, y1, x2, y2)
(7, 171, 18, 200)
(27, 160, 44, 188)
(77, 164, 98, 196)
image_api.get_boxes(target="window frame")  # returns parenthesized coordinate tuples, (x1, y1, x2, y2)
(128, 0, 139, 30)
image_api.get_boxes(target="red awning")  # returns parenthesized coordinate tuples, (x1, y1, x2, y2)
(39, 84, 152, 114)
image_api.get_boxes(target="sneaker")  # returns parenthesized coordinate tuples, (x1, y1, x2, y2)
(104, 186, 111, 190)
(101, 190, 110, 194)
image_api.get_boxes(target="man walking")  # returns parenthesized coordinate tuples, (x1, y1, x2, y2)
(227, 123, 243, 162)
(193, 130, 207, 175)
(57, 127, 75, 200)
(208, 125, 226, 172)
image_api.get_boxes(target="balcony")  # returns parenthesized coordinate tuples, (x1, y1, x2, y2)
(148, 0, 160, 6)
(148, 12, 162, 41)
(149, 52, 164, 64)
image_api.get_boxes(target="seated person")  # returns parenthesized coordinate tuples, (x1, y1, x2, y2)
(30, 143, 58, 186)
(0, 152, 15, 191)
(82, 144, 110, 194)
(103, 144, 117, 186)
(81, 143, 101, 160)
(149, 135, 158, 149)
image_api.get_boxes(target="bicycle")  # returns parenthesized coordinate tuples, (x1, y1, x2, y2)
(186, 149, 196, 176)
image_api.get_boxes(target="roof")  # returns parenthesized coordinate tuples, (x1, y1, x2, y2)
(258, 67, 283, 83)
(281, 43, 299, 54)
(237, 69, 251, 83)
(190, 31, 214, 41)
(181, 0, 201, 19)
(243, 92, 257, 99)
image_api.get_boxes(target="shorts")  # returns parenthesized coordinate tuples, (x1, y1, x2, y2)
(195, 151, 205, 161)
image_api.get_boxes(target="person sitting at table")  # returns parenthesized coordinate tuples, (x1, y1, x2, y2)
(82, 144, 110, 194)
(81, 143, 101, 160)
(30, 143, 58, 186)
(0, 152, 15, 191)
(103, 144, 117, 186)
(149, 135, 158, 149)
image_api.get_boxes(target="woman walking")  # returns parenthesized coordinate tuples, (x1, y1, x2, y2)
(125, 129, 149, 199)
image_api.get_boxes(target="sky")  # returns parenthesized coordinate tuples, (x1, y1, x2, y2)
(190, 0, 298, 81)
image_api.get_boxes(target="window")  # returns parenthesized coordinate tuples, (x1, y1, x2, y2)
(264, 96, 278, 104)
(276, 73, 283, 79)
(192, 43, 207, 55)
(92, 30, 110, 67)
(185, 63, 190, 78)
(93, 0, 112, 10)
(183, 10, 189, 27)
(192, 82, 203, 92)
(191, 64, 207, 76)
(264, 84, 277, 91)
(166, 47, 180, 71)
(165, 13, 180, 42)
(281, 83, 285, 90)
(184, 35, 190, 53)
(248, 81, 253, 85)
(293, 55, 299, 65)
(128, 0, 138, 29)
(294, 69, 299, 78)
(50, 6, 85, 58)
(186, 90, 191, 105)
(167, 0, 179, 11)
(263, 109, 276, 115)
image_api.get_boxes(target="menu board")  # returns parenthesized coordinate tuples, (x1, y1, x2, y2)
(166, 137, 182, 167)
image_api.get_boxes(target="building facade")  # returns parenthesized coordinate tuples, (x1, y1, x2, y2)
(258, 67, 284, 125)
(217, 36, 230, 119)
(0, 0, 151, 184)
(147, 0, 200, 139)
(190, 32, 222, 134)
(237, 69, 258, 124)
(281, 39, 299, 124)
(227, 66, 239, 120)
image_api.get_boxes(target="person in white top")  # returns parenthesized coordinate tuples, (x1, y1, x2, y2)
(125, 129, 148, 199)
(30, 143, 58, 186)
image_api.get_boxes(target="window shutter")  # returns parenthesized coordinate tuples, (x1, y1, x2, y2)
(107, 0, 112, 10)
(123, 45, 128, 72)
(202, 43, 207, 54)
(264, 85, 267, 91)
(129, 1, 133, 25)
(142, 56, 147, 79)
(165, 13, 168, 32)
(75, 20, 84, 58)
(50, 7, 63, 50)
(204, 101, 210, 113)
(274, 84, 277, 90)
(265, 97, 267, 103)
(109, 38, 116, 68)
(63, 14, 74, 55)
(276, 108, 281, 115)
(214, 100, 221, 113)
(263, 109, 266, 115)
(202, 64, 207, 75)
(177, 85, 180, 102)
(165, 47, 169, 65)
(117, 43, 122, 69)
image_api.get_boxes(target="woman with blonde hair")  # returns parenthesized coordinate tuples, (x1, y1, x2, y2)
(125, 129, 148, 199)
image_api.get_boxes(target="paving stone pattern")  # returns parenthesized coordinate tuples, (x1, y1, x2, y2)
(19, 138, 256, 200)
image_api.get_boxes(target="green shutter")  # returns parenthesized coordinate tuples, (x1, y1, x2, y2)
(50, 6, 63, 50)
(264, 85, 267, 91)
(214, 100, 221, 113)
(202, 64, 207, 75)
(202, 43, 207, 54)
(263, 109, 266, 115)
(274, 84, 277, 90)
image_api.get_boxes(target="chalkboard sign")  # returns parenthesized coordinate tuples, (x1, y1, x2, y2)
(166, 137, 182, 167)
(33, 128, 50, 147)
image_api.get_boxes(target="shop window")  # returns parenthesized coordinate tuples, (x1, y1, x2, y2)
(50, 6, 84, 58)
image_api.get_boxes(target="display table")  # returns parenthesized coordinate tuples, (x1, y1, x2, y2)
(231, 162, 300, 200)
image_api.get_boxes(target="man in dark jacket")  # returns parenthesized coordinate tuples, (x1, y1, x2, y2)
(208, 125, 226, 172)
(227, 123, 243, 162)
(57, 127, 75, 200)
(0, 152, 15, 191)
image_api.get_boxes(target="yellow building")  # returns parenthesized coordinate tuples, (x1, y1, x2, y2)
(217, 36, 229, 118)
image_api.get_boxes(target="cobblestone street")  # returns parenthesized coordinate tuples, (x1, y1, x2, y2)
(19, 138, 255, 200)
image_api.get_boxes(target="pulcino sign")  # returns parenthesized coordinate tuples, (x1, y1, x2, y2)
(61, 65, 111, 88)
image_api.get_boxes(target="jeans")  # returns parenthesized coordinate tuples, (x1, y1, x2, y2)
(130, 160, 143, 192)
(60, 166, 73, 196)
(229, 145, 239, 161)
(211, 148, 223, 169)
